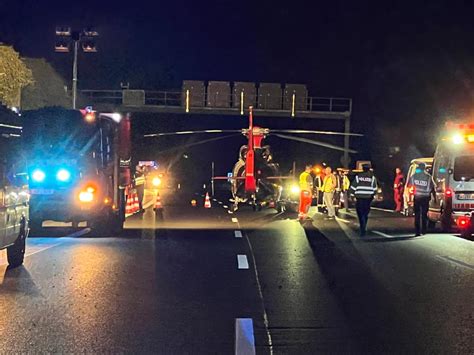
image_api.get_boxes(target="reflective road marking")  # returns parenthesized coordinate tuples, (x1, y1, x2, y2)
(235, 318, 255, 355)
(372, 230, 395, 238)
(237, 255, 249, 269)
(232, 218, 239, 223)
(234, 230, 243, 238)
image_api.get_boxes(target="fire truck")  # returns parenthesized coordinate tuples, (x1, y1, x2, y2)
(22, 108, 131, 236)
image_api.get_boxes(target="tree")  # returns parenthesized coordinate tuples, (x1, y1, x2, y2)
(0, 44, 33, 107)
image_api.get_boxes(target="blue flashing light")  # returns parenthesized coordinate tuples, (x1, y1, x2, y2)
(32, 169, 46, 182)
(56, 168, 71, 182)
(439, 167, 447, 174)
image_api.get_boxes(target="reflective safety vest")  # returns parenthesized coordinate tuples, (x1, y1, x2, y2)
(299, 171, 313, 191)
(321, 174, 337, 193)
(342, 175, 350, 191)
(408, 171, 435, 198)
(350, 171, 378, 199)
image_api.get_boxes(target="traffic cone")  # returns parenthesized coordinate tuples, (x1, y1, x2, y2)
(133, 190, 140, 213)
(126, 193, 134, 215)
(154, 193, 163, 211)
(204, 193, 212, 208)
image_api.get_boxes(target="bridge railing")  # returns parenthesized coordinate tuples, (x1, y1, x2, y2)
(80, 89, 352, 115)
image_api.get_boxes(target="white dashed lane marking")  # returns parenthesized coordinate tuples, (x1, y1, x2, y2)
(237, 255, 249, 269)
(235, 318, 256, 355)
(234, 230, 243, 238)
(223, 205, 229, 209)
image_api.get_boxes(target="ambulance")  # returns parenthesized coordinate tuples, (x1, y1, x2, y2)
(428, 122, 474, 232)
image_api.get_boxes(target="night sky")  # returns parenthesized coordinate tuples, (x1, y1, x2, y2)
(2, 0, 474, 180)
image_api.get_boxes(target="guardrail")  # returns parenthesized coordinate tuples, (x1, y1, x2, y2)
(80, 89, 352, 115)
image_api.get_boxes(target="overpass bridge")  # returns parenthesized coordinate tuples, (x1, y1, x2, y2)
(79, 87, 353, 166)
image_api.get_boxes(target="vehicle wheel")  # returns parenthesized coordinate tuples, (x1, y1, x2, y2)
(28, 218, 43, 236)
(460, 229, 472, 239)
(7, 219, 27, 268)
(440, 210, 452, 232)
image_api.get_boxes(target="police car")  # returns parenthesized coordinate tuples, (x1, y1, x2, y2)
(1, 108, 29, 267)
(0, 171, 29, 267)
(428, 122, 474, 231)
(403, 157, 434, 216)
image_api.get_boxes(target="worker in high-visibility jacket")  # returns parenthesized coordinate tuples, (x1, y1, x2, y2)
(298, 164, 314, 220)
(342, 171, 351, 211)
(321, 166, 337, 219)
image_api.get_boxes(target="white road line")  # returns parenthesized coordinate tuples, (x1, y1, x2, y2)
(243, 233, 274, 354)
(372, 230, 395, 238)
(372, 207, 396, 213)
(232, 217, 239, 223)
(237, 255, 249, 269)
(227, 210, 234, 214)
(218, 201, 223, 205)
(335, 216, 350, 223)
(223, 205, 229, 209)
(234, 230, 243, 238)
(235, 318, 256, 355)
(212, 198, 217, 202)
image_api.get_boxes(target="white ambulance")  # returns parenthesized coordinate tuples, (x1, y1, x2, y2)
(428, 122, 474, 231)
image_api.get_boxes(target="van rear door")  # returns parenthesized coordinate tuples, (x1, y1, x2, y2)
(451, 155, 474, 210)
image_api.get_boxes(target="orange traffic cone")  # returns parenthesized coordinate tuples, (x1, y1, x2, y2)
(126, 193, 134, 215)
(154, 193, 163, 211)
(133, 191, 140, 213)
(204, 193, 212, 208)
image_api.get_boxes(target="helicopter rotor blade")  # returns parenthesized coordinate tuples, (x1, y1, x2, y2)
(271, 129, 363, 137)
(144, 129, 242, 138)
(155, 134, 241, 153)
(272, 133, 357, 153)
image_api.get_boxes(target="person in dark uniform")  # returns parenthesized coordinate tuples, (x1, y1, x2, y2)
(350, 164, 378, 236)
(407, 162, 436, 236)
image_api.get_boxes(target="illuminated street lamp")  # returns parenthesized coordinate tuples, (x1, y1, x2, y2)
(55, 26, 99, 109)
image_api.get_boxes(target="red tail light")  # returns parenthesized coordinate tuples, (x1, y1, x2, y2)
(446, 188, 453, 198)
(457, 216, 470, 229)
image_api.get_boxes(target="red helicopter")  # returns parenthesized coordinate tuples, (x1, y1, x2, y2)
(144, 106, 360, 211)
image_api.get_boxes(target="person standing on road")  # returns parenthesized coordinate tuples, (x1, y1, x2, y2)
(342, 171, 351, 211)
(298, 164, 314, 220)
(321, 166, 337, 219)
(407, 162, 436, 236)
(393, 167, 405, 212)
(350, 164, 378, 236)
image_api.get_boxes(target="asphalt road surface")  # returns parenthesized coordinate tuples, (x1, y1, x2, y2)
(1, 188, 473, 354)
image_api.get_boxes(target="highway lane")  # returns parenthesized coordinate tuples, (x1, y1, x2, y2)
(0, 190, 472, 353)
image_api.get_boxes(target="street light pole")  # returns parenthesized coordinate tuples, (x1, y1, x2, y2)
(72, 40, 79, 109)
(55, 26, 98, 110)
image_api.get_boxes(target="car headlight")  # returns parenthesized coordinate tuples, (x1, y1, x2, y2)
(78, 186, 95, 203)
(32, 169, 46, 182)
(56, 168, 71, 182)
